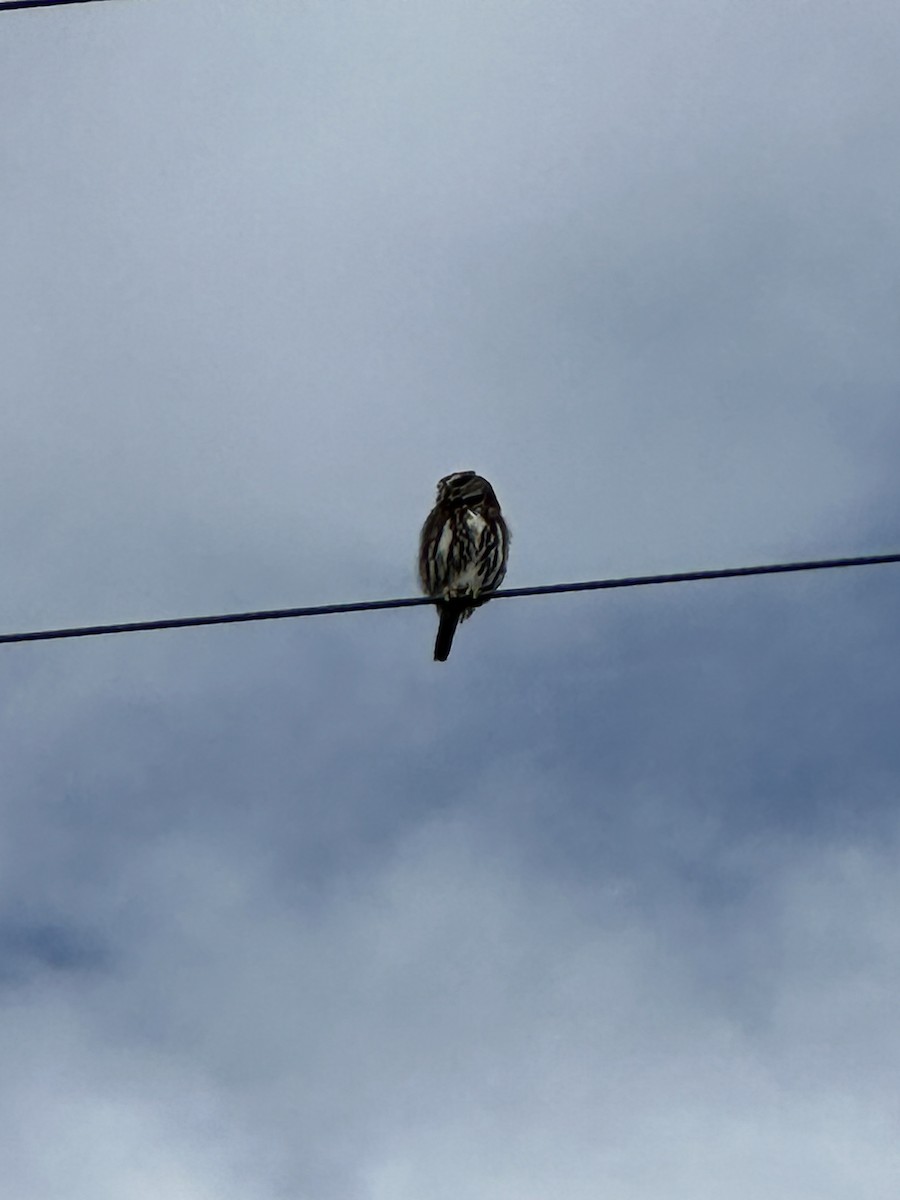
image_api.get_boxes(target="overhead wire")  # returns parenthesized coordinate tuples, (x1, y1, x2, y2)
(1, 552, 898, 646)
(0, 0, 122, 11)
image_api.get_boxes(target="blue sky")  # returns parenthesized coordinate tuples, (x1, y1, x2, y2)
(2, 1, 900, 1197)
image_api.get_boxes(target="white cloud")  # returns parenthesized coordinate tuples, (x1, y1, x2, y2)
(7, 812, 897, 1199)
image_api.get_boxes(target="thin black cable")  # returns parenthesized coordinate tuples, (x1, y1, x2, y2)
(1, 552, 898, 646)
(0, 0, 120, 11)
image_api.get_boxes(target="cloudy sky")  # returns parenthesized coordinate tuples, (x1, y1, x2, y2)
(2, 1, 900, 1196)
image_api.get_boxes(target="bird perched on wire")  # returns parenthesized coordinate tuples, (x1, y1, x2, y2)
(418, 471, 510, 661)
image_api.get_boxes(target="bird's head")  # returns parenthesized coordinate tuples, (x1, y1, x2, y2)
(435, 470, 499, 510)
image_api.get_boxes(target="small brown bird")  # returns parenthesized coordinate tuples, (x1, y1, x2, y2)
(418, 471, 510, 661)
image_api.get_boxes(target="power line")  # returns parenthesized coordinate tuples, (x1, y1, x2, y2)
(1, 552, 898, 647)
(0, 0, 121, 11)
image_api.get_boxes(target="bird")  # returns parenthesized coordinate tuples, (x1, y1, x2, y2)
(418, 470, 510, 661)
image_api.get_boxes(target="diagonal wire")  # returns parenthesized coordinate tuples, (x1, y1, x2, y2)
(1, 552, 899, 646)
(0, 0, 122, 11)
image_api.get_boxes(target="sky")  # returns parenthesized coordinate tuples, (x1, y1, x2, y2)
(2, 0, 900, 1196)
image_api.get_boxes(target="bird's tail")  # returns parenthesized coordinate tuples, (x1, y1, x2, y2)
(433, 602, 464, 662)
